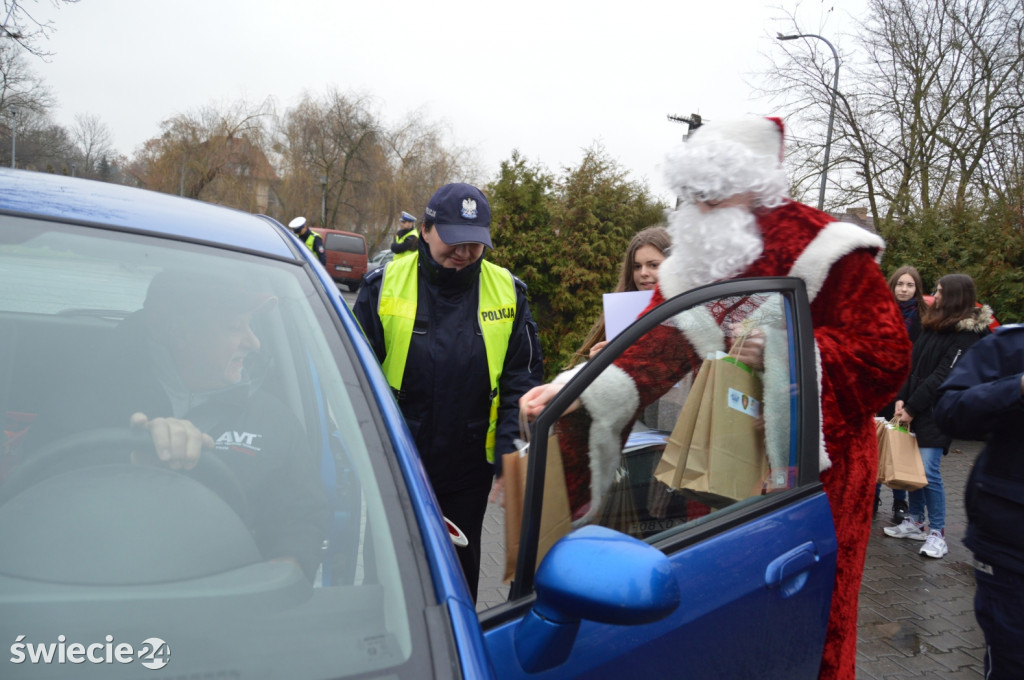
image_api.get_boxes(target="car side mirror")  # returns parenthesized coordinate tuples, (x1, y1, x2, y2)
(514, 525, 680, 673)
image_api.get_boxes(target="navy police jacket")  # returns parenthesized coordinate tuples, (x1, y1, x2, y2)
(934, 324, 1024, 575)
(354, 242, 543, 495)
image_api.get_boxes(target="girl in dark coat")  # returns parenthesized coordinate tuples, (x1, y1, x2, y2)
(876, 265, 928, 521)
(884, 273, 992, 558)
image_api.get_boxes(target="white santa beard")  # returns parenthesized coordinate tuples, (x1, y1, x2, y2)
(659, 203, 765, 300)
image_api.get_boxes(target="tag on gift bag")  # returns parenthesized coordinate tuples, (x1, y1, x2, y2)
(878, 418, 928, 491)
(502, 420, 572, 583)
(676, 352, 768, 506)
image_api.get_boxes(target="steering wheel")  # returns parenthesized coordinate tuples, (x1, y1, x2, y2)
(0, 427, 250, 521)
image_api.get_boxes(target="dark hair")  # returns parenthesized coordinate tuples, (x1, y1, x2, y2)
(887, 265, 927, 317)
(570, 226, 671, 367)
(922, 273, 977, 332)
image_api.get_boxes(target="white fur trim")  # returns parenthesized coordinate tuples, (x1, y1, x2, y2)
(552, 363, 585, 386)
(689, 118, 784, 161)
(747, 297, 790, 483)
(815, 342, 830, 471)
(576, 364, 640, 525)
(788, 220, 884, 302)
(669, 307, 725, 360)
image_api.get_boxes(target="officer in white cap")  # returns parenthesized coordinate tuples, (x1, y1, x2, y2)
(288, 216, 325, 266)
(390, 211, 419, 260)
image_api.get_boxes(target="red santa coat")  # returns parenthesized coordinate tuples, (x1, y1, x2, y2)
(558, 200, 911, 680)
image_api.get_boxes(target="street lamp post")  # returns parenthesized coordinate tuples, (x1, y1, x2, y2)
(9, 106, 16, 169)
(320, 175, 327, 228)
(777, 32, 840, 211)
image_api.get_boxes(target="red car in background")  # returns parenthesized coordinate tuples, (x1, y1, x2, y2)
(313, 228, 367, 291)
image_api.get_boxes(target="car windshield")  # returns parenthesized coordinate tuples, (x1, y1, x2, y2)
(0, 216, 430, 679)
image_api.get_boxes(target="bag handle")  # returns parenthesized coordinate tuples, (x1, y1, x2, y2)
(722, 324, 757, 374)
(515, 409, 532, 454)
(888, 415, 912, 434)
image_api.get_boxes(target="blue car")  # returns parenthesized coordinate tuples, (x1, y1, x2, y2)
(0, 169, 836, 679)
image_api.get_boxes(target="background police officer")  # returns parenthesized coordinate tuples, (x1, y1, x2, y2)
(390, 210, 419, 260)
(289, 216, 326, 266)
(353, 183, 542, 601)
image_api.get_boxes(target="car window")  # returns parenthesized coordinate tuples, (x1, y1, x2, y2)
(323, 232, 365, 254)
(0, 216, 435, 679)
(504, 280, 817, 599)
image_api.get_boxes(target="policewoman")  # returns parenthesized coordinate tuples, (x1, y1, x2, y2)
(390, 210, 419, 260)
(353, 183, 542, 601)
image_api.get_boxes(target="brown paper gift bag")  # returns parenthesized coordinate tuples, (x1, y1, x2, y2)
(878, 419, 927, 491)
(875, 417, 888, 483)
(675, 354, 767, 505)
(654, 358, 713, 488)
(502, 423, 572, 582)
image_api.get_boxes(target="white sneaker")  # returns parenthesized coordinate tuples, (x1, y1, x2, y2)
(883, 518, 928, 540)
(920, 530, 948, 558)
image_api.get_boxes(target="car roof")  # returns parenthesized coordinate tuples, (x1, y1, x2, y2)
(0, 168, 296, 259)
(312, 227, 365, 239)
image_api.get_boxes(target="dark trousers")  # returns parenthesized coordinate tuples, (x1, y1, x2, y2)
(974, 564, 1024, 679)
(436, 480, 491, 602)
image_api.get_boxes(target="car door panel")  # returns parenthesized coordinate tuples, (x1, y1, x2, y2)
(481, 277, 836, 679)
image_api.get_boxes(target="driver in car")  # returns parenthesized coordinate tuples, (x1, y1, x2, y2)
(17, 269, 328, 581)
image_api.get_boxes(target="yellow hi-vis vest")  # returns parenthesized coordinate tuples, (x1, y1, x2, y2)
(304, 232, 319, 253)
(392, 229, 417, 260)
(378, 253, 516, 463)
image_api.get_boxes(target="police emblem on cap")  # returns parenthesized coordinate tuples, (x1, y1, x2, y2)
(461, 198, 478, 219)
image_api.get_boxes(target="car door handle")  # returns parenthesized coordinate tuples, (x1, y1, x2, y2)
(764, 541, 819, 598)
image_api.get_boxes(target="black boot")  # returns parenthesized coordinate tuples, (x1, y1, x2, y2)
(892, 499, 908, 523)
(873, 487, 881, 519)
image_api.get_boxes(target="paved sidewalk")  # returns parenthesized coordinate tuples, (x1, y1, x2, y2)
(858, 439, 985, 678)
(476, 440, 987, 677)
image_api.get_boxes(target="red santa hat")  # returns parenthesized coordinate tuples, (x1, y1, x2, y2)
(664, 116, 789, 209)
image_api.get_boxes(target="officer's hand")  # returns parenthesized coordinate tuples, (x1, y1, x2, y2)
(129, 412, 214, 471)
(520, 383, 579, 421)
(488, 475, 505, 506)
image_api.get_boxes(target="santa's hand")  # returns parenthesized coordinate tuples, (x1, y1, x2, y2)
(129, 412, 214, 471)
(730, 326, 766, 371)
(520, 383, 579, 421)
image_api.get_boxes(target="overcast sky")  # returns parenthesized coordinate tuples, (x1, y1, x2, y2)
(32, 0, 858, 201)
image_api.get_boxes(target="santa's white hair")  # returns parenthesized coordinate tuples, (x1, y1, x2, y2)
(658, 117, 792, 297)
(663, 117, 790, 209)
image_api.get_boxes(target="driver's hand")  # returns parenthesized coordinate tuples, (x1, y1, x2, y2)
(129, 412, 214, 471)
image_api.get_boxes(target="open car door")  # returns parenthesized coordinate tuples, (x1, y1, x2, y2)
(480, 277, 837, 680)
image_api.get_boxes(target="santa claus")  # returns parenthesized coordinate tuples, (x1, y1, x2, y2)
(521, 117, 911, 680)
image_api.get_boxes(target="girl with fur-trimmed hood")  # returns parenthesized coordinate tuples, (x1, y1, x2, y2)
(885, 273, 993, 559)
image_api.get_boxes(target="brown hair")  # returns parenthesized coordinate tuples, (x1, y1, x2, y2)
(887, 265, 927, 317)
(922, 273, 977, 332)
(570, 226, 671, 367)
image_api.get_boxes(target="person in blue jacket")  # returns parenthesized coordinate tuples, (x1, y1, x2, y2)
(934, 323, 1024, 680)
(353, 183, 543, 601)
